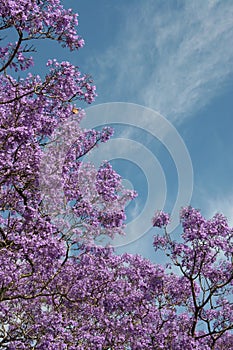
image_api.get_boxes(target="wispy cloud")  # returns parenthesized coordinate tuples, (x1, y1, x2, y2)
(91, 0, 233, 122)
(80, 1, 233, 248)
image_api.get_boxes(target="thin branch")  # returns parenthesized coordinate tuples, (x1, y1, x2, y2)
(0, 28, 23, 73)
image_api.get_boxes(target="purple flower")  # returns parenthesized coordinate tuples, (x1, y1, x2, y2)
(152, 210, 170, 227)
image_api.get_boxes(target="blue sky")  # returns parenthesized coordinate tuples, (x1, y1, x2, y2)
(36, 0, 233, 261)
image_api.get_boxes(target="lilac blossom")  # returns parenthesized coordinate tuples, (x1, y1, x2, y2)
(152, 210, 170, 227)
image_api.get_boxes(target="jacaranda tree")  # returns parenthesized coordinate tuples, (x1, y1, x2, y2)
(0, 1, 232, 349)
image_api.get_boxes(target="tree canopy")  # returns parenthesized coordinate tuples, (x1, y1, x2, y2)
(0, 1, 232, 349)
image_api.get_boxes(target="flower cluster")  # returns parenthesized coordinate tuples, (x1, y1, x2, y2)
(95, 162, 122, 201)
(0, 0, 84, 49)
(46, 60, 96, 104)
(153, 206, 233, 349)
(152, 210, 170, 227)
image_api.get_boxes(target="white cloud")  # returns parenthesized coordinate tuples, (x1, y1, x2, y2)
(91, 0, 233, 122)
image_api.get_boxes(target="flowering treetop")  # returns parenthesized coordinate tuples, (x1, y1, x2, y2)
(0, 1, 232, 349)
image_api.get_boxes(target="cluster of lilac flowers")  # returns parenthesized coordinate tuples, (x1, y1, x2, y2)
(95, 162, 122, 201)
(152, 210, 170, 227)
